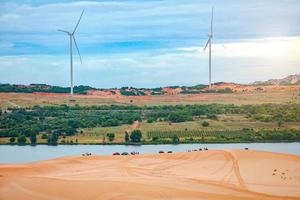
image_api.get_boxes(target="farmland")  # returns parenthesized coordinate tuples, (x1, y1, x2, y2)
(0, 102, 299, 145)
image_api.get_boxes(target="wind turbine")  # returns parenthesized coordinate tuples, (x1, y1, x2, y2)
(203, 7, 213, 88)
(58, 10, 84, 96)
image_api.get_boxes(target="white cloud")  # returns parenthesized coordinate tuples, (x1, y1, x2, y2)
(177, 37, 300, 60)
(1, 39, 299, 88)
(0, 1, 300, 87)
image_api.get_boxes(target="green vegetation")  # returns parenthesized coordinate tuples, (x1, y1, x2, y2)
(0, 84, 94, 94)
(180, 85, 233, 94)
(0, 103, 299, 145)
(151, 88, 166, 95)
(202, 121, 210, 127)
(30, 132, 37, 145)
(17, 135, 26, 145)
(9, 137, 15, 144)
(0, 83, 234, 96)
(125, 131, 130, 142)
(106, 133, 115, 141)
(172, 135, 180, 144)
(0, 104, 141, 139)
(168, 112, 192, 123)
(120, 87, 146, 96)
(48, 133, 59, 145)
(180, 85, 207, 94)
(147, 129, 300, 143)
(130, 130, 142, 142)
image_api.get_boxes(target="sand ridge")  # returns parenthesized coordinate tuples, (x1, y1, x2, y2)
(1, 150, 300, 200)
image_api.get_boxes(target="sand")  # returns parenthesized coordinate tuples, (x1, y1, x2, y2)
(1, 150, 300, 200)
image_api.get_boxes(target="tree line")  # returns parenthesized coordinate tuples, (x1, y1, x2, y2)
(0, 103, 299, 145)
(0, 84, 94, 94)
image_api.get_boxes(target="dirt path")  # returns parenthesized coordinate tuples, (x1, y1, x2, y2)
(125, 120, 141, 133)
(222, 150, 247, 189)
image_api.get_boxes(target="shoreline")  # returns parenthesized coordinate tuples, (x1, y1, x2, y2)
(2, 139, 300, 146)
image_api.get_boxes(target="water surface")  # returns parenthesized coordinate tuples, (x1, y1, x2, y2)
(1, 142, 299, 164)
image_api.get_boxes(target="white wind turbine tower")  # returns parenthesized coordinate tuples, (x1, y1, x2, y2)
(203, 7, 213, 88)
(58, 10, 84, 96)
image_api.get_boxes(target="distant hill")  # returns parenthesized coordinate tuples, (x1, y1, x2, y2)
(1, 74, 299, 96)
(0, 84, 95, 94)
(252, 74, 300, 86)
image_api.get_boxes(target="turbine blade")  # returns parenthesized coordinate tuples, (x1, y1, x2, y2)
(57, 29, 70, 34)
(211, 7, 214, 37)
(72, 9, 84, 34)
(203, 38, 210, 52)
(73, 36, 82, 64)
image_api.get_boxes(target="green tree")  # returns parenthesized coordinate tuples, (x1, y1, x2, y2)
(130, 130, 142, 142)
(17, 135, 27, 145)
(172, 135, 180, 144)
(30, 132, 37, 145)
(66, 127, 77, 136)
(125, 131, 130, 142)
(9, 137, 15, 143)
(168, 112, 189, 123)
(47, 133, 59, 145)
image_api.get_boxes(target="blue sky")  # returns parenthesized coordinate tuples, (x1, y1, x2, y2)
(0, 0, 299, 88)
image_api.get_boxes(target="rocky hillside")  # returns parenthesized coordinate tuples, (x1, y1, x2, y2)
(252, 74, 300, 85)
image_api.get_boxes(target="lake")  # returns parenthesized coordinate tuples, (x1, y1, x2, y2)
(1, 142, 300, 164)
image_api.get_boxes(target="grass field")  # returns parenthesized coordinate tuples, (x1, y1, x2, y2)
(66, 117, 300, 143)
(1, 90, 299, 109)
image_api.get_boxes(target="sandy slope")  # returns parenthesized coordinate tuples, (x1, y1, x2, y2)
(1, 150, 300, 200)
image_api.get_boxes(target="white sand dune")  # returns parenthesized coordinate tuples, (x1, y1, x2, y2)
(1, 150, 300, 200)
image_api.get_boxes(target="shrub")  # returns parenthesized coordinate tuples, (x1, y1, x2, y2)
(202, 121, 210, 127)
(147, 118, 155, 123)
(47, 133, 59, 145)
(125, 131, 130, 142)
(172, 135, 180, 144)
(41, 133, 48, 139)
(9, 137, 15, 143)
(168, 112, 190, 123)
(17, 135, 27, 145)
(30, 132, 37, 145)
(106, 133, 115, 141)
